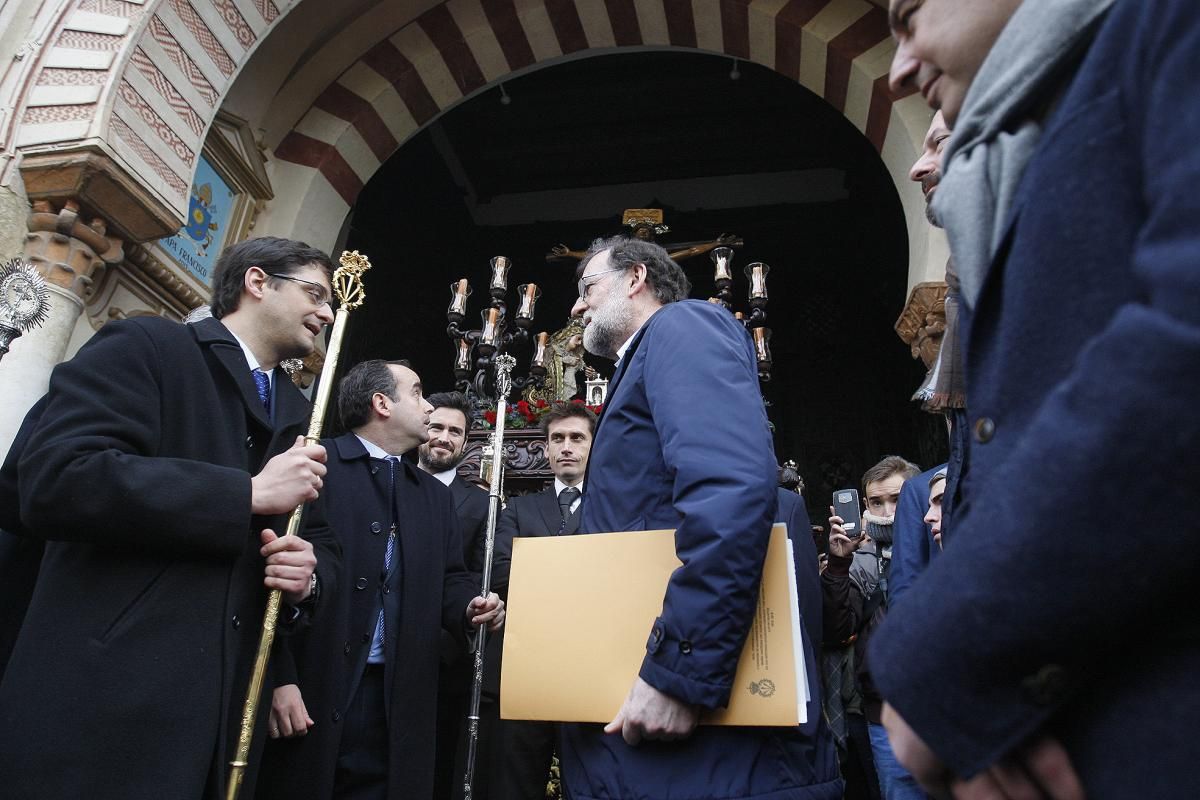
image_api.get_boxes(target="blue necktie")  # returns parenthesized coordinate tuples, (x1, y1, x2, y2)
(251, 368, 271, 416)
(370, 457, 399, 662)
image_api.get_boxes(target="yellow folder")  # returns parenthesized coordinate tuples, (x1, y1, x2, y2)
(500, 524, 807, 726)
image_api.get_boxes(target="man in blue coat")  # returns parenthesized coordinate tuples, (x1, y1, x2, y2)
(562, 235, 842, 799)
(874, 0, 1200, 797)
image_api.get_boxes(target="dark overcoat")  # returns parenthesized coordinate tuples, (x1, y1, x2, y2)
(870, 0, 1200, 795)
(559, 300, 842, 800)
(440, 474, 490, 673)
(0, 316, 338, 799)
(259, 433, 478, 800)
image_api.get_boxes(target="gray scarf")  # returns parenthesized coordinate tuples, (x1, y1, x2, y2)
(931, 0, 1115, 309)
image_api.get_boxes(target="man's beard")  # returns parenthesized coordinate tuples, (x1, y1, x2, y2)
(418, 442, 463, 472)
(923, 171, 942, 227)
(582, 296, 635, 359)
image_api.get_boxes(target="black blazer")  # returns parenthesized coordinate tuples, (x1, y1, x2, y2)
(0, 316, 339, 799)
(261, 432, 477, 800)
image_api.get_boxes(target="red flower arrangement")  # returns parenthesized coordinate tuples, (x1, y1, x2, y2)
(478, 397, 602, 429)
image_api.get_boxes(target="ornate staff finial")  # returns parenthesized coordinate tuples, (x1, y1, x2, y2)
(493, 353, 516, 399)
(0, 259, 52, 359)
(334, 250, 372, 310)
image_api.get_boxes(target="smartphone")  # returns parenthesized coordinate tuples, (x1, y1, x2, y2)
(832, 488, 863, 537)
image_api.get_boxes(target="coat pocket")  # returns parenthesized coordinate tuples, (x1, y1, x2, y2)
(96, 564, 171, 644)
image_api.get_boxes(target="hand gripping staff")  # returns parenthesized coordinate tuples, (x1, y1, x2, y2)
(225, 250, 372, 800)
(462, 353, 516, 800)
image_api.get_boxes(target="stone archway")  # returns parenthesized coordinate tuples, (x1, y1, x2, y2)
(256, 0, 944, 289)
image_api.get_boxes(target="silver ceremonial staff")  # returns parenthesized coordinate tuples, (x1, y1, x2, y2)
(0, 259, 51, 363)
(462, 352, 515, 800)
(226, 250, 372, 800)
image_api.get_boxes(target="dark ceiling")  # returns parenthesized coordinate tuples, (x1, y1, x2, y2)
(338, 49, 946, 509)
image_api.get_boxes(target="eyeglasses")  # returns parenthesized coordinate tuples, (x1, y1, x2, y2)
(577, 267, 626, 300)
(265, 272, 332, 308)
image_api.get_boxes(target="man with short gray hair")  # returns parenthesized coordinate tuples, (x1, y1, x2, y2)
(561, 236, 841, 799)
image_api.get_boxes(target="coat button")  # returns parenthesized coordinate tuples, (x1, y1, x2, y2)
(652, 626, 663, 643)
(382, 585, 391, 594)
(332, 710, 341, 722)
(245, 435, 254, 449)
(679, 640, 692, 654)
(344, 642, 352, 655)
(1022, 664, 1068, 706)
(231, 615, 240, 629)
(355, 577, 368, 590)
(973, 417, 996, 443)
(370, 521, 382, 534)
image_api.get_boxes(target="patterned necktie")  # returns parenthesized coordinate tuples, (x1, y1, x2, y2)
(251, 368, 271, 416)
(557, 486, 581, 534)
(371, 457, 399, 659)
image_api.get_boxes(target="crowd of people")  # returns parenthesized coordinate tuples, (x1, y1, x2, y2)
(0, 0, 1195, 797)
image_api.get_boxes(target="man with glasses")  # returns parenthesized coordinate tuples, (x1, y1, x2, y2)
(0, 236, 341, 799)
(559, 236, 842, 800)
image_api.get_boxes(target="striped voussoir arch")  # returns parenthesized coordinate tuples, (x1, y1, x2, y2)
(272, 0, 919, 216)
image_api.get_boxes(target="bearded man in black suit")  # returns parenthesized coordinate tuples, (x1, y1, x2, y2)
(417, 390, 491, 798)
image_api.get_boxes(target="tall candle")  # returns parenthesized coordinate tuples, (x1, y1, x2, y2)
(530, 331, 549, 375)
(453, 337, 472, 375)
(752, 326, 772, 368)
(746, 262, 769, 300)
(516, 282, 540, 322)
(489, 256, 511, 291)
(447, 278, 470, 320)
(479, 307, 501, 352)
(711, 246, 734, 286)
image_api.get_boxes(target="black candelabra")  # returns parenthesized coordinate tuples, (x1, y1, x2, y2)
(446, 256, 549, 415)
(707, 246, 773, 382)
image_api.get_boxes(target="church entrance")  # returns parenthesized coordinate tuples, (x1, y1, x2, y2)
(335, 50, 945, 509)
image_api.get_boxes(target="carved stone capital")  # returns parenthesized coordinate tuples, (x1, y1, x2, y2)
(20, 146, 181, 243)
(25, 199, 124, 300)
(894, 281, 948, 368)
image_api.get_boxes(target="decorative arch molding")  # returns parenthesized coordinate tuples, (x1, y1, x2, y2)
(11, 0, 299, 241)
(257, 0, 944, 286)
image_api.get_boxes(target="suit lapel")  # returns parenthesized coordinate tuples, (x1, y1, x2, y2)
(193, 317, 274, 432)
(450, 476, 471, 513)
(536, 486, 561, 536)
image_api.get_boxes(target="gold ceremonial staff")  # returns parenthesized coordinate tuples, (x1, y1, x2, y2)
(225, 250, 372, 800)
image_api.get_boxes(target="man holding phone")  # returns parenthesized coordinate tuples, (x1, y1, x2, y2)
(822, 456, 923, 800)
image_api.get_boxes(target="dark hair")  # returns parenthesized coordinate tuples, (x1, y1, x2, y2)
(539, 401, 597, 438)
(209, 236, 334, 319)
(427, 391, 473, 429)
(861, 455, 921, 495)
(337, 359, 410, 431)
(577, 236, 690, 305)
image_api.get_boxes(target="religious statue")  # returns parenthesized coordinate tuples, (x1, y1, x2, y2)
(546, 208, 743, 263)
(523, 318, 594, 405)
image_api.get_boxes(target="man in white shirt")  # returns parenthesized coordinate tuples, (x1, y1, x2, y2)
(261, 360, 503, 800)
